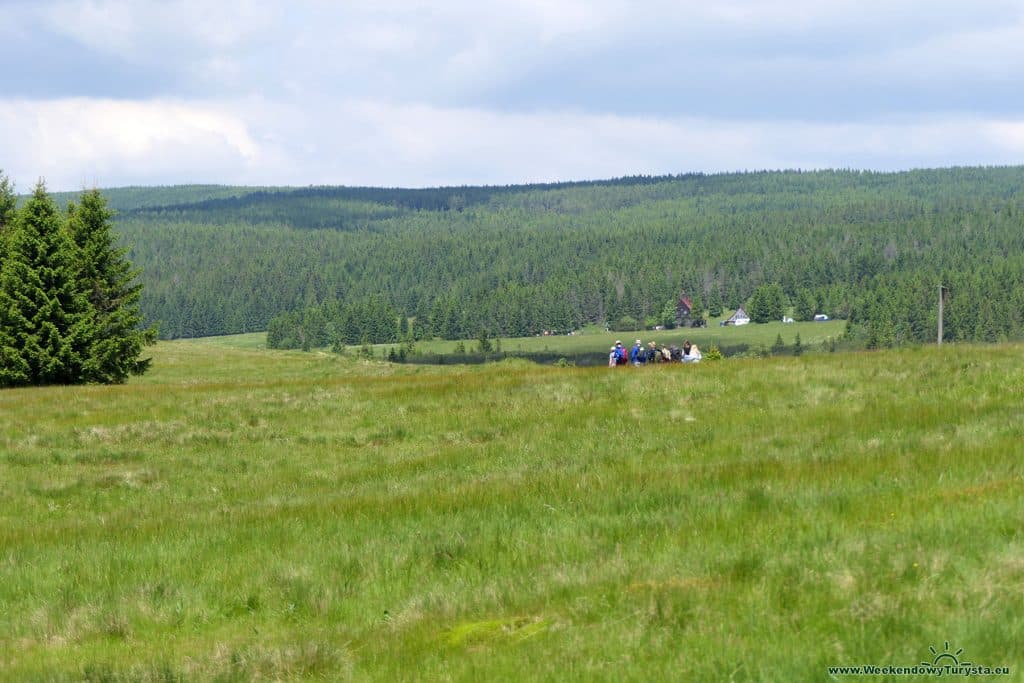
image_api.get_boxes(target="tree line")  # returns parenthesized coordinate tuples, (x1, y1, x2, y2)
(0, 174, 154, 387)
(47, 166, 1024, 349)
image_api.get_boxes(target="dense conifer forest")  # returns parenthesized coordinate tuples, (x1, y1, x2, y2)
(44, 167, 1024, 348)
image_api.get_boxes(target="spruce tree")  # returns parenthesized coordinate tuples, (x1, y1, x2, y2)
(0, 183, 93, 386)
(67, 189, 156, 383)
(707, 288, 723, 317)
(688, 293, 704, 323)
(795, 289, 817, 322)
(0, 171, 15, 265)
(749, 284, 785, 323)
(771, 333, 787, 355)
(476, 327, 492, 353)
(660, 299, 677, 329)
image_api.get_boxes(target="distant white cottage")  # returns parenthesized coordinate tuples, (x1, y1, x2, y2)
(722, 307, 750, 326)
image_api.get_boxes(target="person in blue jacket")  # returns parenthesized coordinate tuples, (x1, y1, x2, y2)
(630, 339, 643, 366)
(614, 341, 627, 365)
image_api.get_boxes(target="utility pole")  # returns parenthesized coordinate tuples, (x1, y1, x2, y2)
(937, 285, 945, 345)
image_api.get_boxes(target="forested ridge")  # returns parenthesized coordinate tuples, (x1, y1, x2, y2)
(48, 167, 1024, 347)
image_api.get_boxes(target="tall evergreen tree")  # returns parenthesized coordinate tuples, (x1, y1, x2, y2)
(660, 299, 677, 329)
(0, 183, 93, 386)
(865, 293, 896, 349)
(794, 289, 817, 322)
(0, 171, 15, 265)
(748, 283, 786, 323)
(67, 189, 156, 382)
(771, 333, 787, 355)
(707, 287, 723, 317)
(688, 292, 704, 322)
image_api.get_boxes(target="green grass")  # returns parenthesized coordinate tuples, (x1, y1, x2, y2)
(204, 320, 845, 358)
(412, 319, 845, 356)
(170, 332, 269, 351)
(329, 318, 845, 360)
(1, 341, 1021, 680)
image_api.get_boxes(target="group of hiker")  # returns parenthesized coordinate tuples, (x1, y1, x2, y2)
(608, 339, 702, 367)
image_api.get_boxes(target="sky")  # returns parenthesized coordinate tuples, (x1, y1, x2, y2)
(2, 0, 1024, 191)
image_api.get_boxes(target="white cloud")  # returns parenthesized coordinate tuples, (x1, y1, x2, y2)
(30, 1, 1018, 101)
(3, 1, 1023, 188)
(0, 98, 262, 190)
(331, 105, 1024, 183)
(4, 93, 1024, 191)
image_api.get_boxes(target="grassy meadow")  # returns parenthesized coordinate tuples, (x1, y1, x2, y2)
(215, 317, 847, 359)
(1, 338, 1022, 680)
(260, 317, 845, 362)
(407, 319, 847, 357)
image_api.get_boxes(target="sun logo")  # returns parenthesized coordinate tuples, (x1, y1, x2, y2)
(922, 642, 972, 667)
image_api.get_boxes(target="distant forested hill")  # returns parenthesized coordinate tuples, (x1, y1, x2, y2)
(52, 167, 1024, 346)
(50, 185, 267, 213)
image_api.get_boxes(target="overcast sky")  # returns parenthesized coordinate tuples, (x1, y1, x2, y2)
(3, 0, 1024, 191)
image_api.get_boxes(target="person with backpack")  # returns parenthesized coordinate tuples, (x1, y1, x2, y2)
(646, 341, 659, 363)
(614, 341, 627, 366)
(630, 339, 643, 366)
